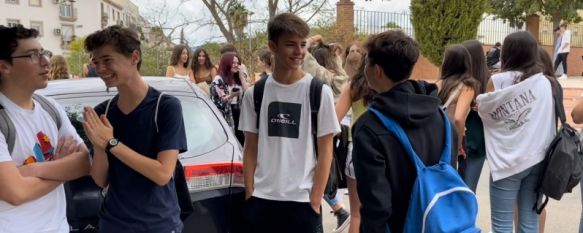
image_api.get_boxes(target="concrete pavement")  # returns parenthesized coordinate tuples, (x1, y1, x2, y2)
(323, 163, 582, 233)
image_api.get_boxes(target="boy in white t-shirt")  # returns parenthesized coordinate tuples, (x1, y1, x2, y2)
(239, 13, 341, 233)
(0, 25, 90, 233)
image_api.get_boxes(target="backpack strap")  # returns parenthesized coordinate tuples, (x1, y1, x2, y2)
(0, 105, 16, 155)
(253, 76, 267, 129)
(33, 94, 62, 130)
(442, 83, 464, 110)
(310, 77, 323, 158)
(369, 107, 452, 173)
(0, 95, 63, 155)
(155, 92, 165, 133)
(104, 98, 114, 116)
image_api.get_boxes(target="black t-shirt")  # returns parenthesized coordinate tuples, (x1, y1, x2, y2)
(95, 87, 187, 233)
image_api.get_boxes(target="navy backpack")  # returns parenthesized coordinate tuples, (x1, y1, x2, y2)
(369, 107, 480, 233)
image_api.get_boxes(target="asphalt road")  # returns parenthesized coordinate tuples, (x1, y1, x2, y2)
(322, 163, 583, 233)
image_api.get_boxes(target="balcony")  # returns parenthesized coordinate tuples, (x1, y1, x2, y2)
(59, 4, 78, 22)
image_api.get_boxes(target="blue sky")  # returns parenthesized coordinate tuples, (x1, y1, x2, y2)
(131, 0, 411, 45)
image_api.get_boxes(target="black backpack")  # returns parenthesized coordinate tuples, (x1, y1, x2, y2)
(253, 76, 342, 199)
(534, 81, 583, 213)
(333, 124, 349, 189)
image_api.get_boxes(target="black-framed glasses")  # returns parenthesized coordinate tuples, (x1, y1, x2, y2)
(10, 50, 51, 64)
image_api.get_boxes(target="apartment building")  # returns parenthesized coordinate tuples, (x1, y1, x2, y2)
(1, 0, 147, 55)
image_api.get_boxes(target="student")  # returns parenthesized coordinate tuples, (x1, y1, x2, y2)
(477, 31, 554, 233)
(239, 13, 340, 233)
(555, 23, 571, 79)
(191, 48, 217, 84)
(255, 47, 272, 83)
(166, 44, 193, 80)
(486, 42, 501, 69)
(82, 55, 98, 77)
(572, 98, 583, 233)
(352, 30, 457, 233)
(303, 35, 348, 98)
(460, 40, 490, 193)
(83, 25, 187, 233)
(335, 55, 376, 233)
(49, 55, 73, 80)
(435, 44, 479, 178)
(0, 24, 90, 233)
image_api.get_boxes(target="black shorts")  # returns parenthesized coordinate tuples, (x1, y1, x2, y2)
(244, 196, 322, 233)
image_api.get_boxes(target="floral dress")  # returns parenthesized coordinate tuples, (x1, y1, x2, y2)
(210, 76, 235, 131)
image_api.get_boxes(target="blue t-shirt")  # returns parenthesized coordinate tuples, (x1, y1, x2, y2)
(94, 87, 187, 233)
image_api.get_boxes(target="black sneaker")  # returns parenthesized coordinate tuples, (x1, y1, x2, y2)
(332, 208, 350, 233)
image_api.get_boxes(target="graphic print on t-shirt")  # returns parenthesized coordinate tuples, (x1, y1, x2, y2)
(23, 131, 55, 165)
(268, 102, 301, 138)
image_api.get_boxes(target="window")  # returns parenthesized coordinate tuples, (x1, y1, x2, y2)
(5, 0, 19, 4)
(61, 24, 74, 43)
(60, 2, 73, 17)
(30, 21, 43, 36)
(7, 19, 20, 28)
(29, 0, 40, 7)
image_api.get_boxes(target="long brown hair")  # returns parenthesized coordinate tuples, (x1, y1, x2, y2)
(191, 48, 214, 74)
(49, 55, 69, 80)
(170, 44, 189, 68)
(350, 55, 376, 105)
(309, 43, 343, 76)
(462, 40, 490, 94)
(438, 44, 479, 103)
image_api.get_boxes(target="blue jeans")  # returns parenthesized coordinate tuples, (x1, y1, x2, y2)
(463, 155, 486, 193)
(579, 178, 583, 233)
(323, 190, 343, 207)
(490, 162, 543, 233)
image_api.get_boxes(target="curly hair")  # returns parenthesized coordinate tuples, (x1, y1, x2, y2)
(191, 48, 214, 73)
(170, 44, 190, 68)
(49, 55, 70, 80)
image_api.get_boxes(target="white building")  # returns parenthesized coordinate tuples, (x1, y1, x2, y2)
(1, 0, 145, 56)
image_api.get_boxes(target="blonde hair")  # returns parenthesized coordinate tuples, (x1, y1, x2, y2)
(49, 55, 70, 80)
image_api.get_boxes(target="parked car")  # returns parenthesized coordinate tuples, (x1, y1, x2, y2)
(37, 77, 245, 233)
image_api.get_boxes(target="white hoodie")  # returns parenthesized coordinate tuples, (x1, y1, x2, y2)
(476, 72, 555, 181)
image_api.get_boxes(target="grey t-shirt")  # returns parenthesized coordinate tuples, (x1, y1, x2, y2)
(239, 74, 341, 202)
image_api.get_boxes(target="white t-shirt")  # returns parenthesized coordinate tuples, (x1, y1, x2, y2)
(560, 29, 571, 53)
(239, 74, 341, 202)
(0, 93, 83, 233)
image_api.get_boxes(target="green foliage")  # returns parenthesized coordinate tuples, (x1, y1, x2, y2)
(411, 0, 487, 65)
(140, 45, 172, 76)
(386, 21, 401, 29)
(310, 19, 368, 45)
(65, 37, 89, 77)
(488, 0, 583, 28)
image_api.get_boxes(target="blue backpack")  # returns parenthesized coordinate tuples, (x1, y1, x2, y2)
(369, 107, 480, 233)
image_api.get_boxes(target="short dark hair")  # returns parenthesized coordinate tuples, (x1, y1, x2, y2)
(268, 13, 310, 43)
(84, 25, 142, 70)
(170, 44, 190, 67)
(365, 30, 419, 82)
(495, 42, 501, 47)
(257, 47, 272, 67)
(220, 43, 238, 55)
(561, 23, 568, 29)
(0, 24, 39, 64)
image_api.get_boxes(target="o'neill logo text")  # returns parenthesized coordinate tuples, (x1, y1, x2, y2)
(271, 113, 297, 125)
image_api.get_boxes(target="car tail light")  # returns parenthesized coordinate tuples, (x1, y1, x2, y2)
(183, 162, 244, 193)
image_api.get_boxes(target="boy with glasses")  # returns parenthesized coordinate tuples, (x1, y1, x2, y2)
(0, 24, 90, 233)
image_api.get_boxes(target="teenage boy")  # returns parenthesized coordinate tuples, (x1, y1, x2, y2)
(352, 30, 457, 233)
(82, 25, 187, 233)
(239, 13, 341, 233)
(555, 23, 571, 79)
(0, 24, 90, 233)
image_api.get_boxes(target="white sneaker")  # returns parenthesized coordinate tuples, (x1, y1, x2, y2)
(558, 74, 568, 80)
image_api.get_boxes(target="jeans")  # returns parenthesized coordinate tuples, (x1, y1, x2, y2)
(579, 178, 583, 233)
(554, 52, 569, 74)
(324, 189, 343, 207)
(490, 162, 543, 233)
(462, 155, 486, 193)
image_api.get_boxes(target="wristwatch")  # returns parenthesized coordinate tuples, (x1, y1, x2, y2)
(105, 138, 119, 152)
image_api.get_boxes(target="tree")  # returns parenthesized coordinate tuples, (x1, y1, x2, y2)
(411, 0, 487, 65)
(488, 0, 583, 31)
(385, 21, 401, 29)
(140, 0, 201, 45)
(201, 0, 330, 43)
(65, 37, 89, 77)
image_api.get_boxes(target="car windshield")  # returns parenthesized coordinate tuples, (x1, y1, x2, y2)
(59, 95, 227, 157)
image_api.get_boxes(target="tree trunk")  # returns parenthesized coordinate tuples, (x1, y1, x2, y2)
(552, 11, 562, 56)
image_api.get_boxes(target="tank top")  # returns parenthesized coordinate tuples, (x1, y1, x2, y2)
(170, 66, 189, 79)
